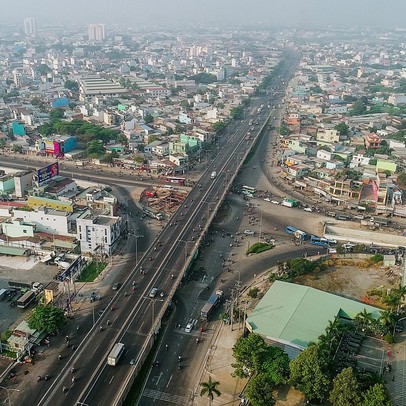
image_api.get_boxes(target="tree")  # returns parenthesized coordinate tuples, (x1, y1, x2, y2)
(189, 72, 217, 84)
(50, 108, 65, 121)
(144, 114, 154, 124)
(28, 305, 66, 334)
(329, 367, 361, 406)
(355, 309, 374, 330)
(397, 171, 406, 187)
(350, 99, 367, 116)
(200, 376, 221, 405)
(12, 145, 23, 154)
(230, 106, 244, 120)
(261, 347, 290, 385)
(244, 373, 276, 406)
(86, 140, 105, 157)
(37, 64, 51, 75)
(64, 80, 79, 91)
(335, 122, 349, 136)
(361, 383, 392, 406)
(212, 121, 227, 134)
(289, 345, 330, 403)
(232, 333, 268, 378)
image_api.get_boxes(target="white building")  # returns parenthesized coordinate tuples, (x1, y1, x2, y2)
(24, 17, 36, 36)
(13, 207, 72, 236)
(88, 24, 105, 41)
(76, 213, 124, 256)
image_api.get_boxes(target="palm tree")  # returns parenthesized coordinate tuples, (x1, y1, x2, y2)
(355, 309, 374, 328)
(200, 376, 221, 405)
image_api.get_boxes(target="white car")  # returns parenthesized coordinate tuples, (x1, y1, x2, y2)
(271, 200, 280, 205)
(149, 287, 158, 298)
(303, 207, 313, 212)
(244, 230, 255, 236)
(264, 198, 271, 202)
(185, 323, 193, 333)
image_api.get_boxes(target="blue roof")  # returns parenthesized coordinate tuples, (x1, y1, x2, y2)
(51, 98, 69, 108)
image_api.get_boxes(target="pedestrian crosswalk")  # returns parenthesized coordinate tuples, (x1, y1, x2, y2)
(142, 388, 188, 405)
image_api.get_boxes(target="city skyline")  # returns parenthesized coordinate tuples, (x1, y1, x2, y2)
(0, 0, 404, 29)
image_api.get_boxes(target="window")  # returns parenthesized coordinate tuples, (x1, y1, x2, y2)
(23, 229, 27, 233)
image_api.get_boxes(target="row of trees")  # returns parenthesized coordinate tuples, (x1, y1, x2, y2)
(233, 325, 392, 406)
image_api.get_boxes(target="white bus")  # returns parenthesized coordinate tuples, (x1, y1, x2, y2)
(107, 343, 125, 366)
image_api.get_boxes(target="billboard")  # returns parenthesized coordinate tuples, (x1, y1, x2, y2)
(45, 140, 55, 154)
(36, 162, 59, 185)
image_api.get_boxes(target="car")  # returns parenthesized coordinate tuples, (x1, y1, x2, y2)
(244, 230, 255, 236)
(185, 323, 193, 333)
(149, 287, 158, 298)
(328, 239, 337, 244)
(271, 200, 280, 205)
(303, 207, 313, 212)
(264, 198, 271, 202)
(112, 283, 121, 290)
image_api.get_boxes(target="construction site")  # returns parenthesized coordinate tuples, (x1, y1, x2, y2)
(139, 186, 188, 219)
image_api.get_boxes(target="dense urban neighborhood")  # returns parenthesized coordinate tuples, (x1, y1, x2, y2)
(1, 15, 406, 406)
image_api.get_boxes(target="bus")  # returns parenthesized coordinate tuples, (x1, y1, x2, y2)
(200, 290, 223, 321)
(16, 291, 36, 308)
(166, 177, 185, 186)
(309, 235, 330, 248)
(285, 225, 298, 235)
(242, 185, 256, 194)
(107, 343, 125, 366)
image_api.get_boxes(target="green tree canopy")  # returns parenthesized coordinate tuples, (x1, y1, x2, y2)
(230, 106, 244, 120)
(189, 72, 217, 84)
(329, 367, 361, 406)
(200, 376, 221, 404)
(232, 333, 269, 378)
(212, 121, 227, 134)
(335, 122, 349, 136)
(289, 345, 331, 403)
(64, 80, 79, 91)
(50, 108, 65, 121)
(37, 64, 52, 76)
(350, 99, 367, 116)
(144, 114, 154, 124)
(245, 373, 276, 406)
(361, 383, 392, 406)
(86, 140, 105, 157)
(397, 171, 406, 188)
(28, 305, 66, 334)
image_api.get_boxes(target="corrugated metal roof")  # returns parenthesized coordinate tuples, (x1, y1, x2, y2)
(247, 281, 381, 351)
(0, 246, 29, 256)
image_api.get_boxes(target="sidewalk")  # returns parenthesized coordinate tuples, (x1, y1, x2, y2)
(191, 322, 247, 406)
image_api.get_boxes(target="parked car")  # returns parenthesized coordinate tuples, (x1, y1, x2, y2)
(244, 230, 255, 236)
(112, 283, 121, 290)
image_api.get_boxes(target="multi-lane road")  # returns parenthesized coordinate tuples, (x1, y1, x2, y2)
(4, 53, 299, 406)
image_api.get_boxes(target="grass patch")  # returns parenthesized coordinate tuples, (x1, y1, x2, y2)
(77, 261, 106, 282)
(1, 349, 17, 359)
(246, 242, 273, 255)
(370, 254, 384, 263)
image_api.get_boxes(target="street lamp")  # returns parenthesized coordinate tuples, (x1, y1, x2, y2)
(0, 386, 19, 406)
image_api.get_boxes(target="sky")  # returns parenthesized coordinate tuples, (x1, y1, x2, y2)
(0, 0, 404, 29)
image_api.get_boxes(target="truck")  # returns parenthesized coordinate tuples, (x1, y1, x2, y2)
(16, 290, 36, 309)
(0, 289, 8, 301)
(281, 199, 299, 208)
(211, 171, 217, 179)
(107, 342, 125, 366)
(143, 207, 163, 221)
(201, 290, 223, 321)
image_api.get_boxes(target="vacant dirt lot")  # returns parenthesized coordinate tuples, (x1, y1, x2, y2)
(297, 258, 402, 305)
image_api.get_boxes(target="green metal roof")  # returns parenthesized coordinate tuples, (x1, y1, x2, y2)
(0, 246, 29, 256)
(247, 281, 381, 350)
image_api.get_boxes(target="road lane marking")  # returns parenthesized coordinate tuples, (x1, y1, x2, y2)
(109, 376, 115, 385)
(156, 372, 163, 386)
(166, 374, 173, 388)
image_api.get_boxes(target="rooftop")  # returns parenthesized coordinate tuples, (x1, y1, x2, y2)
(247, 281, 381, 351)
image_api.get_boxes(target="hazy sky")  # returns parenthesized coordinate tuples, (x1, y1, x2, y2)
(0, 0, 404, 29)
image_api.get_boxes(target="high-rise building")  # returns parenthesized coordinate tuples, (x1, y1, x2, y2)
(24, 17, 36, 36)
(88, 24, 105, 41)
